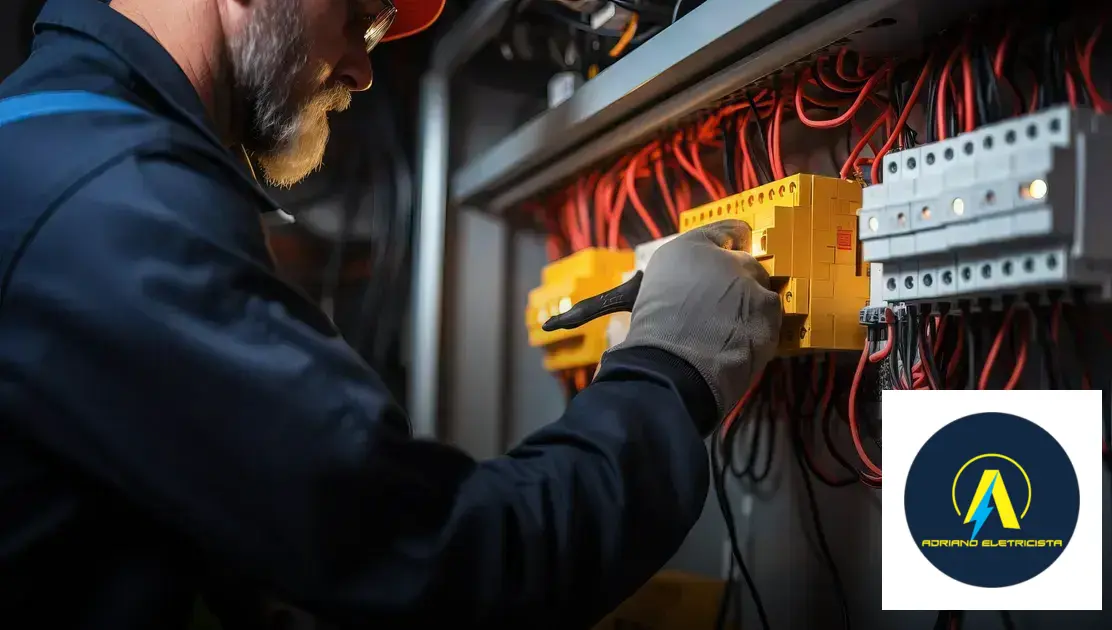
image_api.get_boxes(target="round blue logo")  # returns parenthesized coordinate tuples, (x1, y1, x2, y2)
(904, 412, 1079, 588)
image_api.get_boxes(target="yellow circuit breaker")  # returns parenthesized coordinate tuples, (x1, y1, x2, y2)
(679, 174, 869, 353)
(526, 248, 635, 372)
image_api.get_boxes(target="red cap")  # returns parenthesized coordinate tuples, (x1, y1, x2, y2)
(383, 0, 447, 42)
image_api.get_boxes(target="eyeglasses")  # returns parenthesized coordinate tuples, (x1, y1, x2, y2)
(362, 0, 397, 54)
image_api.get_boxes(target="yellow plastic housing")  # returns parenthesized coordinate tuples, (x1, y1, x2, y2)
(526, 248, 635, 371)
(679, 174, 869, 353)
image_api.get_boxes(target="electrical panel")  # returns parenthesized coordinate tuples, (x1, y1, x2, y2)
(858, 106, 1112, 305)
(679, 174, 870, 354)
(526, 247, 635, 371)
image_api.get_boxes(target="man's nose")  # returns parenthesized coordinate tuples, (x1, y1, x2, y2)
(336, 50, 374, 92)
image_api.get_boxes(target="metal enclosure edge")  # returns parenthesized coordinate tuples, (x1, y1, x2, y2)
(410, 0, 516, 438)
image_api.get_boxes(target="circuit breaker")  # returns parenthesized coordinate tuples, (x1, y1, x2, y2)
(604, 234, 680, 350)
(858, 106, 1112, 305)
(679, 174, 870, 354)
(526, 247, 635, 371)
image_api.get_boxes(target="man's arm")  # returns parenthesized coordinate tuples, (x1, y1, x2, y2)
(0, 147, 714, 628)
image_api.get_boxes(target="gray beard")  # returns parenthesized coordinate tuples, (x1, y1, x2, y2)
(227, 0, 351, 188)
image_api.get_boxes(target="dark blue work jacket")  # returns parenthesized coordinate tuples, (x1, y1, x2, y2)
(0, 0, 713, 628)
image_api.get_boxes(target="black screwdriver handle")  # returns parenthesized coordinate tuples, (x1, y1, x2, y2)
(542, 271, 644, 332)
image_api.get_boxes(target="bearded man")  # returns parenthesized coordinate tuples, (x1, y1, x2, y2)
(0, 0, 782, 628)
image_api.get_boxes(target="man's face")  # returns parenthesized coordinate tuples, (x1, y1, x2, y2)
(227, 0, 378, 188)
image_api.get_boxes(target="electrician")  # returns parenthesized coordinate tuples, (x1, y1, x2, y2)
(0, 0, 782, 627)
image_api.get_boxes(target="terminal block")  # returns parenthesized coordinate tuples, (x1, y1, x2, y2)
(526, 247, 635, 371)
(858, 106, 1112, 305)
(679, 174, 870, 354)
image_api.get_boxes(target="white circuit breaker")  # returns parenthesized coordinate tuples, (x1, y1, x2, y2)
(605, 234, 679, 349)
(858, 106, 1112, 305)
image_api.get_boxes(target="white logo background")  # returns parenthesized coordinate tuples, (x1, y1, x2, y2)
(881, 390, 1103, 610)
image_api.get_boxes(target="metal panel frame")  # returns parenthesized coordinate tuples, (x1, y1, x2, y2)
(410, 0, 517, 437)
(451, 0, 838, 205)
(456, 0, 988, 212)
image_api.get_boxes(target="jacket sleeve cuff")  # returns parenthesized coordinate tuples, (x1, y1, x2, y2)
(596, 346, 718, 436)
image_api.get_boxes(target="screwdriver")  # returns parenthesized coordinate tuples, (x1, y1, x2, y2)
(542, 220, 754, 332)
(542, 271, 644, 332)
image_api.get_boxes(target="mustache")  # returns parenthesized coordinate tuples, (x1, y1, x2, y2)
(311, 84, 352, 114)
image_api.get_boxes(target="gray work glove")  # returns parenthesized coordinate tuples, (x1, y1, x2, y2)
(611, 220, 782, 428)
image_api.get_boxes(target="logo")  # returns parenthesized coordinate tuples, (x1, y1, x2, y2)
(904, 412, 1080, 588)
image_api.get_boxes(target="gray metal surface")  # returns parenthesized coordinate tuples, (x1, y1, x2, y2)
(410, 0, 518, 438)
(451, 0, 836, 205)
(411, 73, 451, 438)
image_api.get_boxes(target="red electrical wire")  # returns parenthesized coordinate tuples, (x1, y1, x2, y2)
(815, 58, 864, 94)
(652, 155, 679, 228)
(1066, 74, 1079, 108)
(849, 343, 883, 476)
(1078, 22, 1112, 113)
(721, 369, 766, 435)
(978, 305, 1028, 390)
(841, 111, 888, 179)
(871, 54, 935, 185)
(1003, 312, 1029, 390)
(917, 331, 940, 390)
(795, 63, 893, 129)
(624, 145, 665, 241)
(994, 25, 1013, 77)
(960, 37, 975, 132)
(738, 109, 760, 187)
(576, 177, 591, 247)
(688, 138, 727, 199)
(937, 45, 963, 140)
(835, 49, 869, 83)
(769, 92, 787, 180)
(671, 133, 721, 200)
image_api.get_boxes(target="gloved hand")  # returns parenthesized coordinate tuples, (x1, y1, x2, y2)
(610, 220, 782, 433)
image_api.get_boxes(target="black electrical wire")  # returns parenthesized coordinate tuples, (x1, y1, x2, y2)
(795, 361, 858, 488)
(747, 384, 777, 484)
(935, 313, 952, 383)
(714, 552, 737, 630)
(973, 48, 991, 128)
(890, 61, 920, 149)
(711, 431, 773, 630)
(726, 400, 760, 478)
(720, 373, 777, 493)
(792, 414, 853, 630)
(897, 312, 914, 388)
(885, 324, 902, 390)
(743, 91, 774, 184)
(983, 42, 1004, 122)
(731, 394, 776, 483)
(819, 376, 872, 483)
(924, 62, 940, 143)
(722, 116, 739, 195)
(1036, 305, 1060, 389)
